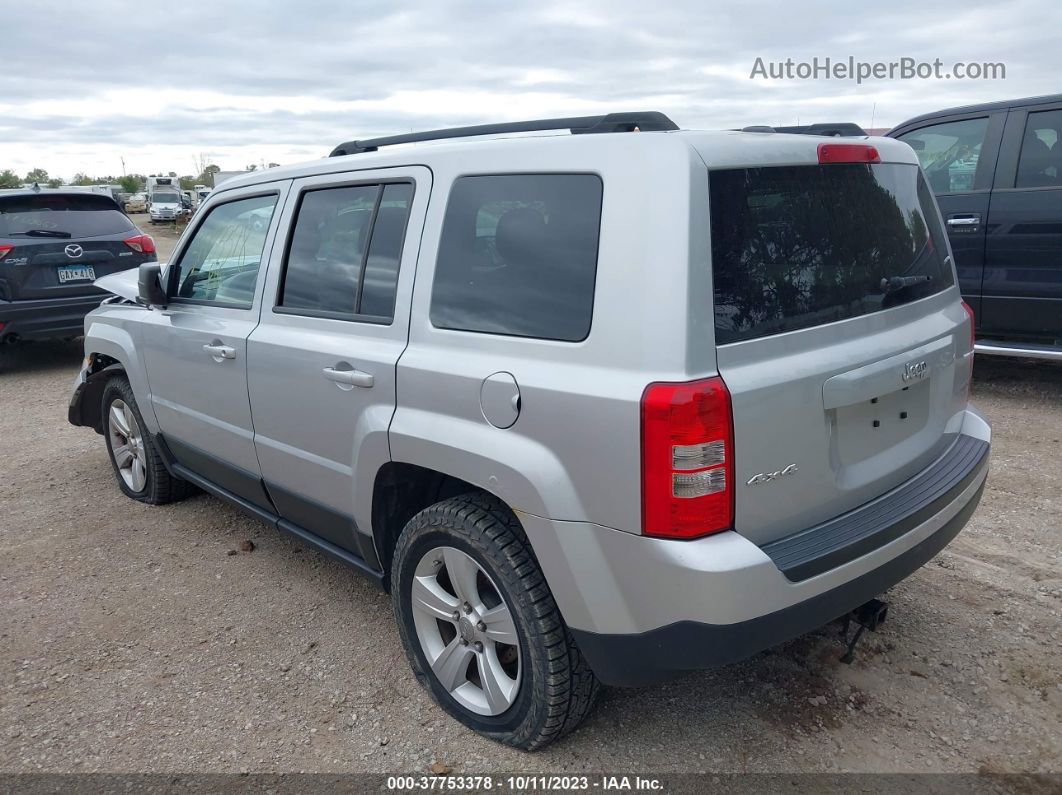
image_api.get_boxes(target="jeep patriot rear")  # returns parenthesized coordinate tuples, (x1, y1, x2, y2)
(69, 113, 990, 749)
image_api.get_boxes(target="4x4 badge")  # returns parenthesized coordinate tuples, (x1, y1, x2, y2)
(746, 463, 798, 486)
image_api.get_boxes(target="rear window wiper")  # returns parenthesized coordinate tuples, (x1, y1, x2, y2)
(8, 229, 73, 238)
(881, 274, 932, 293)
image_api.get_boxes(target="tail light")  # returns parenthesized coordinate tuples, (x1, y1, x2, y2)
(961, 300, 975, 353)
(817, 143, 881, 164)
(0, 244, 12, 262)
(641, 376, 734, 539)
(124, 234, 156, 254)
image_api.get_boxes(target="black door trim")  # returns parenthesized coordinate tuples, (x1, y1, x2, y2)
(264, 481, 382, 570)
(165, 436, 276, 514)
(153, 433, 385, 586)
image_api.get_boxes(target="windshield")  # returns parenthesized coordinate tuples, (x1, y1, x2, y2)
(709, 163, 954, 344)
(152, 192, 180, 204)
(0, 194, 134, 238)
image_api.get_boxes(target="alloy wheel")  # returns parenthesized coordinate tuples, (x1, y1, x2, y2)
(107, 399, 147, 492)
(410, 546, 521, 716)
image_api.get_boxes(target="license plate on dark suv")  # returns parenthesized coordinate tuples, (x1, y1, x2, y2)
(57, 265, 96, 283)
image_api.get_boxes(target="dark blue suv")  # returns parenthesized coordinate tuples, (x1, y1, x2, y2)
(889, 94, 1062, 361)
(0, 189, 157, 345)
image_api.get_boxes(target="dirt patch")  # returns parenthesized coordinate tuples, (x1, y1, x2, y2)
(0, 348, 1059, 774)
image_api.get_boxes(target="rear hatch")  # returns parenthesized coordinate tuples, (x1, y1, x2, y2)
(700, 135, 973, 546)
(0, 193, 151, 300)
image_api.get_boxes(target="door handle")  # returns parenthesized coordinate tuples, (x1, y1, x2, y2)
(322, 367, 374, 388)
(203, 343, 236, 360)
(946, 214, 981, 227)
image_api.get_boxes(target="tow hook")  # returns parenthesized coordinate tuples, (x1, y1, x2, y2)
(839, 598, 888, 664)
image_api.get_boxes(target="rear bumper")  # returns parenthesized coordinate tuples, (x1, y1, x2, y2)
(0, 293, 104, 342)
(521, 408, 990, 686)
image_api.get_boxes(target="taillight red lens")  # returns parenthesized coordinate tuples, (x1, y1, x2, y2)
(0, 244, 12, 261)
(124, 234, 156, 254)
(641, 377, 734, 539)
(817, 143, 881, 164)
(961, 300, 975, 353)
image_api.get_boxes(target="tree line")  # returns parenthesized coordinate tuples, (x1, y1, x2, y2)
(0, 165, 222, 192)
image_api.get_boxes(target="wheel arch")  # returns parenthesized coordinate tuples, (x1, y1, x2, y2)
(80, 319, 158, 434)
(73, 357, 125, 433)
(367, 460, 570, 592)
(371, 462, 488, 588)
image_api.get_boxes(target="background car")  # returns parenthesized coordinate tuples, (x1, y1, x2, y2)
(125, 193, 148, 213)
(148, 189, 182, 223)
(889, 93, 1062, 360)
(0, 189, 156, 344)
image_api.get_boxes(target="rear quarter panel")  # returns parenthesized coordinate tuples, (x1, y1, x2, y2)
(389, 135, 712, 532)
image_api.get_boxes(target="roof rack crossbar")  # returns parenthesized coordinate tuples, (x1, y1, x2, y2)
(329, 111, 679, 157)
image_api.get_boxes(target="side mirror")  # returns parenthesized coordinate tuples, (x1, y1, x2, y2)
(137, 262, 168, 308)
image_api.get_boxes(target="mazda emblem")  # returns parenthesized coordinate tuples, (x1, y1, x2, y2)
(64, 244, 84, 259)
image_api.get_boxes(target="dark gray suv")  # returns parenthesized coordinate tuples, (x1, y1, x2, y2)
(0, 189, 157, 345)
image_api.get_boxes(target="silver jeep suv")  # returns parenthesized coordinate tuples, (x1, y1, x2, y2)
(69, 112, 991, 750)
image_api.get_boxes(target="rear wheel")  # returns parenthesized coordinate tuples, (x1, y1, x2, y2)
(392, 493, 600, 750)
(101, 377, 191, 504)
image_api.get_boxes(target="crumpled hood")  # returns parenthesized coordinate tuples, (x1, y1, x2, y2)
(93, 266, 141, 302)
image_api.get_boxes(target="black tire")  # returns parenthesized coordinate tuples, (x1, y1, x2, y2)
(391, 493, 600, 750)
(101, 377, 192, 505)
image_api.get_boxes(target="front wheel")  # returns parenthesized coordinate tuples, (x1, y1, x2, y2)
(101, 377, 191, 504)
(391, 493, 599, 750)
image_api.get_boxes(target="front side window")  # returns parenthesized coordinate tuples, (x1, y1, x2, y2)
(279, 181, 413, 321)
(172, 193, 278, 307)
(897, 117, 988, 194)
(710, 163, 954, 345)
(430, 174, 602, 341)
(1016, 108, 1062, 188)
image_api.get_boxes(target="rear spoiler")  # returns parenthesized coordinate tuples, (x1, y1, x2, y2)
(739, 122, 868, 137)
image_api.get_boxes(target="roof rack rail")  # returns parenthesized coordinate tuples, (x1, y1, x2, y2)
(329, 111, 679, 157)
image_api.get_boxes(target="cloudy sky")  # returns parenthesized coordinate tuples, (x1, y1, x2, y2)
(2, 0, 1058, 180)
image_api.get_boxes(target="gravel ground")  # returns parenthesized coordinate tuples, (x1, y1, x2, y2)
(1, 221, 1059, 774)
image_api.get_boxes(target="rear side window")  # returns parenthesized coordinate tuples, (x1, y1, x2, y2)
(709, 163, 954, 345)
(0, 194, 134, 238)
(279, 182, 413, 321)
(1016, 108, 1062, 188)
(430, 174, 602, 342)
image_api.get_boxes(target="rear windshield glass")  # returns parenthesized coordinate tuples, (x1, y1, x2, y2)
(0, 194, 134, 238)
(709, 163, 953, 345)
